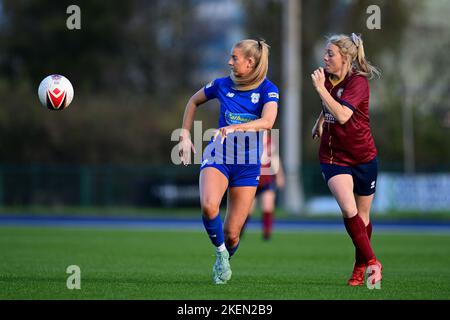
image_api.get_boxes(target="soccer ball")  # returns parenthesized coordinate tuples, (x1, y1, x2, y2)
(38, 74, 74, 110)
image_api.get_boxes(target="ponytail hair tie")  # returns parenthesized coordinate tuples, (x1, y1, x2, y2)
(351, 33, 361, 48)
(257, 40, 262, 50)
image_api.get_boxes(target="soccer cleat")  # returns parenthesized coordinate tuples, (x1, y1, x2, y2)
(212, 250, 232, 284)
(367, 259, 382, 287)
(347, 263, 366, 286)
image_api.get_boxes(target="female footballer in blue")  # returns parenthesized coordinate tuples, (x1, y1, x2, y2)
(178, 39, 279, 284)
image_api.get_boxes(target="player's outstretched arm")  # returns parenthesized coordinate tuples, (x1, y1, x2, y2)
(180, 89, 208, 135)
(178, 89, 208, 165)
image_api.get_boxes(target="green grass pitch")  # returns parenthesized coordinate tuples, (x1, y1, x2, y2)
(1, 226, 449, 299)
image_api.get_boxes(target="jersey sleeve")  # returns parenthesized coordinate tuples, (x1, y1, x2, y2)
(339, 76, 369, 111)
(203, 79, 219, 100)
(262, 83, 280, 105)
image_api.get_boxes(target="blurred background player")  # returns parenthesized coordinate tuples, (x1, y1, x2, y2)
(243, 130, 285, 240)
(178, 39, 279, 284)
(311, 33, 382, 287)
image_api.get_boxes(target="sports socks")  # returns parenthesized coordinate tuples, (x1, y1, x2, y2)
(226, 240, 240, 258)
(202, 213, 241, 257)
(355, 221, 373, 266)
(262, 211, 273, 240)
(343, 214, 376, 264)
(202, 214, 225, 248)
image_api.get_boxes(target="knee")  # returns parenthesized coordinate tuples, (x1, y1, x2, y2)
(224, 228, 240, 247)
(201, 199, 220, 219)
(263, 204, 274, 212)
(341, 207, 358, 219)
(358, 211, 370, 226)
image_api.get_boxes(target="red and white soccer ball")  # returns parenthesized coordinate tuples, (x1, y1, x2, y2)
(38, 74, 74, 110)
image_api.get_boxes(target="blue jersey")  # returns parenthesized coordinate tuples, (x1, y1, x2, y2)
(203, 76, 279, 165)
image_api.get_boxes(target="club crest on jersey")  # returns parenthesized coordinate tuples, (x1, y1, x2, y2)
(251, 93, 260, 104)
(337, 88, 344, 98)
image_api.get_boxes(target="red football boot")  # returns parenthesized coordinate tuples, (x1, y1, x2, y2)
(366, 260, 383, 288)
(347, 263, 366, 286)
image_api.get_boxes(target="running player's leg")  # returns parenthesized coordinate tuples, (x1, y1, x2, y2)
(352, 158, 381, 286)
(327, 174, 379, 285)
(355, 194, 375, 263)
(354, 193, 381, 285)
(327, 174, 358, 218)
(261, 189, 276, 240)
(240, 195, 257, 238)
(199, 167, 231, 284)
(356, 194, 374, 226)
(200, 167, 229, 247)
(224, 186, 257, 257)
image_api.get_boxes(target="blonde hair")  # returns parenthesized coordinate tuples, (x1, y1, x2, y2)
(327, 33, 381, 79)
(230, 39, 270, 91)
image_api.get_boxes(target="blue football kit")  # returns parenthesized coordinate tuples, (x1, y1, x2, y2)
(201, 76, 279, 187)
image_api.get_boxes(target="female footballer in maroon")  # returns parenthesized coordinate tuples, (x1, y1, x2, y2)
(311, 33, 382, 287)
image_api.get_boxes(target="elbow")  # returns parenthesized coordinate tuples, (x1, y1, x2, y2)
(188, 98, 199, 108)
(337, 112, 353, 125)
(337, 118, 348, 125)
(265, 120, 275, 130)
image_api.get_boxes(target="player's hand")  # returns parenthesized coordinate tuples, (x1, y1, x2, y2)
(178, 134, 196, 166)
(311, 67, 326, 92)
(213, 125, 239, 144)
(311, 119, 323, 140)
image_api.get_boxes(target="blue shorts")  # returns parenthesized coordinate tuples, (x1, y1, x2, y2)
(200, 161, 261, 188)
(320, 157, 378, 196)
(256, 181, 276, 196)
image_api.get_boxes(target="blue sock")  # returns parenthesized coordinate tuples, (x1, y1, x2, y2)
(202, 214, 225, 248)
(226, 240, 240, 258)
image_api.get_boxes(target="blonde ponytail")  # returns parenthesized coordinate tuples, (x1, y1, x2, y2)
(231, 39, 270, 91)
(328, 33, 381, 79)
(352, 33, 381, 79)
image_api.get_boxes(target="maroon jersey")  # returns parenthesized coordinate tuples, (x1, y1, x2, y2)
(319, 71, 377, 166)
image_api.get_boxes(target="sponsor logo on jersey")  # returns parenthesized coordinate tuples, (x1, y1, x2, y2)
(251, 93, 260, 104)
(256, 176, 260, 181)
(226, 92, 235, 98)
(324, 111, 336, 124)
(225, 111, 258, 125)
(337, 88, 344, 98)
(268, 92, 279, 99)
(201, 159, 208, 167)
(205, 81, 214, 89)
(371, 181, 376, 189)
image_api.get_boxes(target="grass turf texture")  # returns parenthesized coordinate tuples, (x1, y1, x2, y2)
(1, 226, 449, 299)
